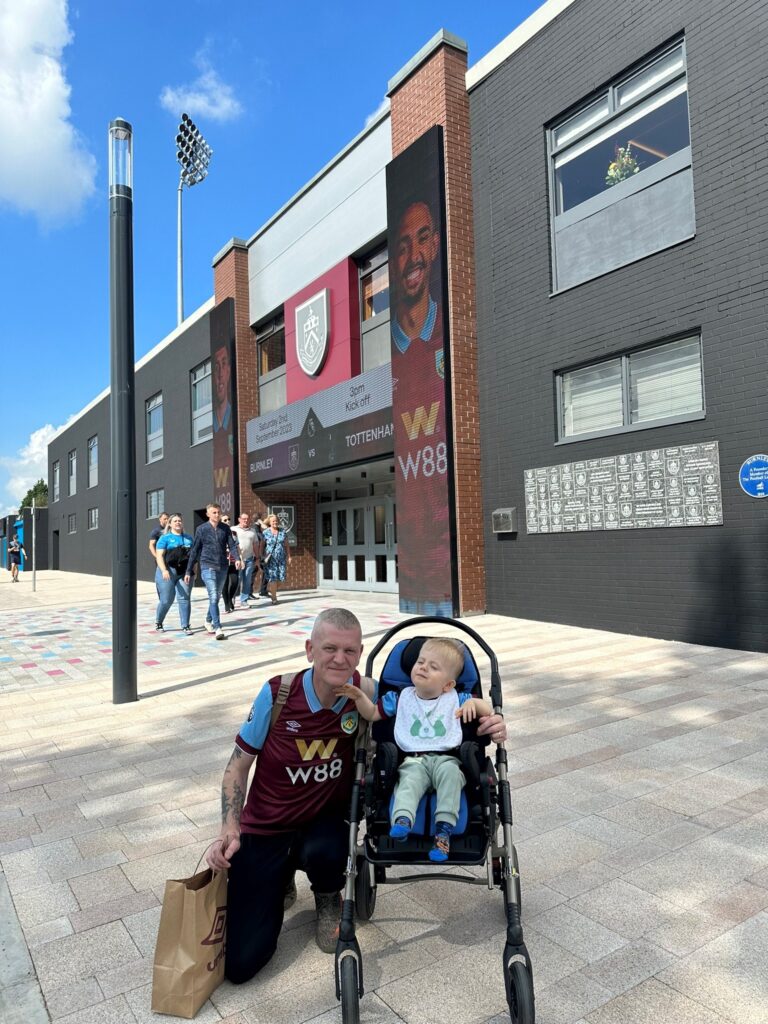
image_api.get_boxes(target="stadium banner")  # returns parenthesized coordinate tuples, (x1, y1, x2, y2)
(386, 125, 457, 616)
(210, 299, 238, 517)
(246, 362, 393, 485)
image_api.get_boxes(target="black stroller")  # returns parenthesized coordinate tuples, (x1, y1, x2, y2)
(334, 617, 535, 1024)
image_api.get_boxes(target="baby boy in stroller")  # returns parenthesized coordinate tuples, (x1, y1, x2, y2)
(336, 637, 491, 861)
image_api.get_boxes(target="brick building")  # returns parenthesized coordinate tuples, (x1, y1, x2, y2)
(48, 0, 768, 649)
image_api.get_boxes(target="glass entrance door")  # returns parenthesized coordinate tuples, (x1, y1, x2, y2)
(318, 497, 397, 592)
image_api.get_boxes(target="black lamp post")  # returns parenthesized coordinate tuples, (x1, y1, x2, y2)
(109, 118, 137, 704)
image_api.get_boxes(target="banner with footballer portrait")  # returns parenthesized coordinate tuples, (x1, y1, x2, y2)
(386, 126, 457, 616)
(210, 299, 238, 518)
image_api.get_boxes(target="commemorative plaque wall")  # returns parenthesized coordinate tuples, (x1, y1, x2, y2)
(524, 442, 722, 533)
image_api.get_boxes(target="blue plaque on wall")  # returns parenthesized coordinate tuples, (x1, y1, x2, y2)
(739, 455, 768, 498)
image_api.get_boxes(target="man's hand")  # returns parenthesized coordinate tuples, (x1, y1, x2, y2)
(184, 574, 191, 585)
(235, 560, 242, 571)
(206, 831, 240, 870)
(161, 570, 170, 581)
(476, 713, 507, 745)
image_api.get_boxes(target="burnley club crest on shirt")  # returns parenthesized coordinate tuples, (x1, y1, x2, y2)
(340, 710, 358, 735)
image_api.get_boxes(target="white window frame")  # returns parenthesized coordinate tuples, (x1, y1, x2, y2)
(257, 314, 286, 415)
(146, 392, 164, 463)
(556, 334, 705, 443)
(191, 359, 213, 445)
(87, 507, 99, 530)
(67, 449, 77, 496)
(87, 435, 98, 488)
(549, 40, 689, 219)
(52, 461, 60, 502)
(67, 513, 77, 534)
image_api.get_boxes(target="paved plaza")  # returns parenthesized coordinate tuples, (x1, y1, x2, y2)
(1, 571, 768, 1024)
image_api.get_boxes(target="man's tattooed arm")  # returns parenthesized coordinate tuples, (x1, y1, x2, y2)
(220, 745, 254, 829)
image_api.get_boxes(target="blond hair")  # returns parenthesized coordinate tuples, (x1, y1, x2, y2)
(421, 638, 465, 680)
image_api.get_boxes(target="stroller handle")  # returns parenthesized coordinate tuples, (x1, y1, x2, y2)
(364, 616, 504, 711)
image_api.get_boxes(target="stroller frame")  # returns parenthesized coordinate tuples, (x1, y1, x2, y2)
(334, 616, 535, 1024)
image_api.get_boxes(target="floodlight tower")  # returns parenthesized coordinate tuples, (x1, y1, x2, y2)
(176, 113, 213, 325)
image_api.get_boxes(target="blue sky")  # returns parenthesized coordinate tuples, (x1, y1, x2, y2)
(0, 0, 541, 514)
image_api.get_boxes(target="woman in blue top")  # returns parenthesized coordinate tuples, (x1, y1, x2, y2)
(262, 513, 292, 604)
(155, 513, 195, 633)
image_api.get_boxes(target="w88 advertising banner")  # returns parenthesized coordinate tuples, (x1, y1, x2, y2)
(210, 299, 238, 517)
(386, 125, 458, 616)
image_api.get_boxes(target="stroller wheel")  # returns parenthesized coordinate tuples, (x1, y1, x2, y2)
(505, 958, 534, 1024)
(340, 955, 360, 1024)
(355, 856, 377, 921)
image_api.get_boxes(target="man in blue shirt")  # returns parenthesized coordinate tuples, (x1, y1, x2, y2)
(185, 504, 241, 640)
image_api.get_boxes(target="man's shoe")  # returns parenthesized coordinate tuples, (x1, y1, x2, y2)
(182, 626, 194, 635)
(283, 871, 297, 910)
(154, 623, 164, 632)
(204, 621, 215, 634)
(215, 628, 227, 640)
(314, 891, 341, 953)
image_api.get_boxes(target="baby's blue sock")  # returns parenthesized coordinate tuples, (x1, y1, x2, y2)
(390, 816, 412, 840)
(429, 821, 454, 862)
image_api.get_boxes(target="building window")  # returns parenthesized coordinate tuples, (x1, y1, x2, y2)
(67, 513, 77, 534)
(557, 335, 704, 441)
(52, 461, 60, 502)
(87, 435, 98, 488)
(257, 313, 286, 414)
(67, 449, 77, 496)
(146, 488, 165, 519)
(548, 40, 693, 290)
(146, 392, 164, 463)
(190, 359, 213, 444)
(359, 245, 391, 372)
(87, 507, 99, 530)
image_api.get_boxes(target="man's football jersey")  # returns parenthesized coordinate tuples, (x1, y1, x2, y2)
(235, 669, 362, 834)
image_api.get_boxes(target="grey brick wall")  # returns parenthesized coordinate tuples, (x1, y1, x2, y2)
(48, 312, 214, 582)
(471, 0, 768, 650)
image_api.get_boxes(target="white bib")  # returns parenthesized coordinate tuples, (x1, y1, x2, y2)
(393, 688, 463, 753)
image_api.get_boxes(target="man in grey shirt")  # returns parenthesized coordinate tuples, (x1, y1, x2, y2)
(231, 512, 263, 608)
(184, 504, 240, 639)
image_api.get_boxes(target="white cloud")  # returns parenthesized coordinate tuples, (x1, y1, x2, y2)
(0, 0, 97, 225)
(364, 97, 390, 128)
(160, 52, 243, 123)
(0, 419, 74, 514)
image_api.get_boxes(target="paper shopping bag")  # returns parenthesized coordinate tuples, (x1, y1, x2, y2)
(151, 867, 227, 1018)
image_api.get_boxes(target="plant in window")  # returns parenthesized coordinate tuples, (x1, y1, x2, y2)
(605, 143, 640, 187)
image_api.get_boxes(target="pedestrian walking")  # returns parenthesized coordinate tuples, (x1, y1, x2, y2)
(184, 504, 240, 640)
(154, 514, 194, 634)
(220, 516, 240, 614)
(8, 534, 27, 582)
(261, 513, 292, 605)
(231, 512, 263, 607)
(148, 512, 169, 561)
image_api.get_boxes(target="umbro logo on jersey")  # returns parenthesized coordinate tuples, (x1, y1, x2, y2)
(286, 720, 301, 732)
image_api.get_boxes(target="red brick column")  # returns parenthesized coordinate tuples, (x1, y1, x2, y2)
(388, 36, 485, 614)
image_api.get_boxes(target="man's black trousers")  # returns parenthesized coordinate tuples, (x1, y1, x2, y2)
(224, 815, 347, 984)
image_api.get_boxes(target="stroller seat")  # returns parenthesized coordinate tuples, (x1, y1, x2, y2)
(363, 636, 492, 864)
